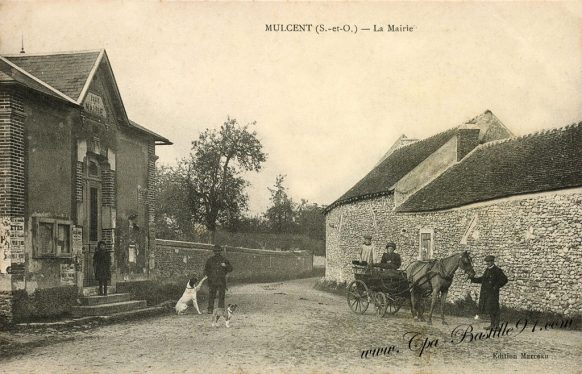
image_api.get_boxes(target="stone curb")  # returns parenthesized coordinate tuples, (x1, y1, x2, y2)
(11, 303, 174, 332)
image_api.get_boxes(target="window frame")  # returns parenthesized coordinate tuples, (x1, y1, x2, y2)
(33, 217, 74, 259)
(419, 227, 434, 260)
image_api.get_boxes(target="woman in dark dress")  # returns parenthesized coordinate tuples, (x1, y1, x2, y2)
(93, 241, 111, 296)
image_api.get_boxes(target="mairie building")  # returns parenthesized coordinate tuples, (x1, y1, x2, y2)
(0, 49, 171, 323)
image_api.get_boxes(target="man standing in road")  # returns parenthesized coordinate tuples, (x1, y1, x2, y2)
(204, 245, 234, 314)
(471, 255, 508, 330)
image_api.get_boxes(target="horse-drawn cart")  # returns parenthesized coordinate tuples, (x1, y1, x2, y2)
(347, 264, 410, 318)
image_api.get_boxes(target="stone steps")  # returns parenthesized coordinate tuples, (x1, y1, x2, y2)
(71, 299, 147, 318)
(80, 293, 132, 306)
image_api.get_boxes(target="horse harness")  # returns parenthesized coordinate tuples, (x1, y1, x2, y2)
(407, 257, 458, 293)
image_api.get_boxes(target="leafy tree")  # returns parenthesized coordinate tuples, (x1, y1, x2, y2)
(265, 174, 296, 233)
(295, 200, 326, 241)
(153, 165, 196, 240)
(178, 117, 266, 243)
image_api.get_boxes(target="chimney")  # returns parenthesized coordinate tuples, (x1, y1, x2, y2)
(457, 124, 480, 161)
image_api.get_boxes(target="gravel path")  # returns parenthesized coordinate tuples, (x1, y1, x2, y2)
(1, 278, 580, 373)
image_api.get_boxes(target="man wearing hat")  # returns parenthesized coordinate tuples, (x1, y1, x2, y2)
(359, 235, 375, 265)
(380, 242, 401, 270)
(471, 255, 508, 330)
(204, 245, 233, 314)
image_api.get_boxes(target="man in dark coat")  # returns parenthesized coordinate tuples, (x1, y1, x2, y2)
(204, 245, 233, 314)
(380, 242, 401, 270)
(471, 255, 508, 330)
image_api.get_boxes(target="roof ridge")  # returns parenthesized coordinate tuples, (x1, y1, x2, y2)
(1, 49, 104, 58)
(389, 110, 493, 155)
(475, 121, 582, 150)
(387, 126, 456, 156)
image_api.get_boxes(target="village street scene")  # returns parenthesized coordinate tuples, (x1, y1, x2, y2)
(1, 2, 582, 374)
(1, 278, 581, 374)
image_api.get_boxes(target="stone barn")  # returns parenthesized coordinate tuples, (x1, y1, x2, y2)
(324, 111, 582, 316)
(0, 49, 171, 323)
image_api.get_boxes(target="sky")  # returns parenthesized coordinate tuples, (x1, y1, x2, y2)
(1, 1, 582, 214)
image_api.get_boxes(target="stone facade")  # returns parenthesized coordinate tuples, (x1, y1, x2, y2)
(325, 188, 582, 316)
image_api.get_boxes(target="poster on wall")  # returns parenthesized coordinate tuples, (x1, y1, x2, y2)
(9, 217, 25, 264)
(60, 264, 76, 286)
(0, 217, 11, 274)
(128, 244, 136, 263)
(72, 226, 83, 255)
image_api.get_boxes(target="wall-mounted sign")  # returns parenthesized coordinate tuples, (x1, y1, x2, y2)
(83, 92, 107, 118)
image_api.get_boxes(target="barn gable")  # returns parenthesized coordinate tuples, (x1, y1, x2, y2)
(326, 110, 512, 212)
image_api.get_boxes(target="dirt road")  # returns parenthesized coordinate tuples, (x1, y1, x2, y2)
(1, 278, 580, 373)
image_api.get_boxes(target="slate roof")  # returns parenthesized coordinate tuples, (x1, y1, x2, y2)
(4, 50, 101, 102)
(324, 111, 516, 214)
(397, 122, 582, 212)
(0, 57, 74, 102)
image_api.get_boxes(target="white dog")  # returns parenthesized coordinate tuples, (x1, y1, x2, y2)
(175, 276, 207, 314)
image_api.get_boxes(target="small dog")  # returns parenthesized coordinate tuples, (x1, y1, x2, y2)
(175, 276, 207, 314)
(211, 304, 238, 328)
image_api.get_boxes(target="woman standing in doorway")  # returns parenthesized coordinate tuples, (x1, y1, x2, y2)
(94, 241, 111, 296)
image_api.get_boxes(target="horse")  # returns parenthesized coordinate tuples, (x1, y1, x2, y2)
(406, 251, 475, 325)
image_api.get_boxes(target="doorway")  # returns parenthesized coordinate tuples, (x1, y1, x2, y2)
(83, 159, 102, 287)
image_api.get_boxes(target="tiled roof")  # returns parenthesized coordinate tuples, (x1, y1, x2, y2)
(397, 122, 582, 212)
(326, 127, 459, 211)
(324, 111, 513, 214)
(0, 58, 69, 101)
(5, 50, 101, 101)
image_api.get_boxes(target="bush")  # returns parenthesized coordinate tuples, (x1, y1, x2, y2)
(11, 286, 78, 323)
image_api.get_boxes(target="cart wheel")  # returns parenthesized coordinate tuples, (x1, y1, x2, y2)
(386, 296, 404, 315)
(375, 293, 388, 318)
(347, 280, 370, 314)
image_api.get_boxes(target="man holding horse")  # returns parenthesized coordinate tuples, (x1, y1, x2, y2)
(471, 255, 508, 330)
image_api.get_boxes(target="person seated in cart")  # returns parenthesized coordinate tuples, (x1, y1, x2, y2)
(380, 242, 401, 270)
(355, 234, 375, 266)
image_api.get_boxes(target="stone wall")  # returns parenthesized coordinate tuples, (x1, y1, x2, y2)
(325, 188, 582, 316)
(152, 239, 314, 283)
